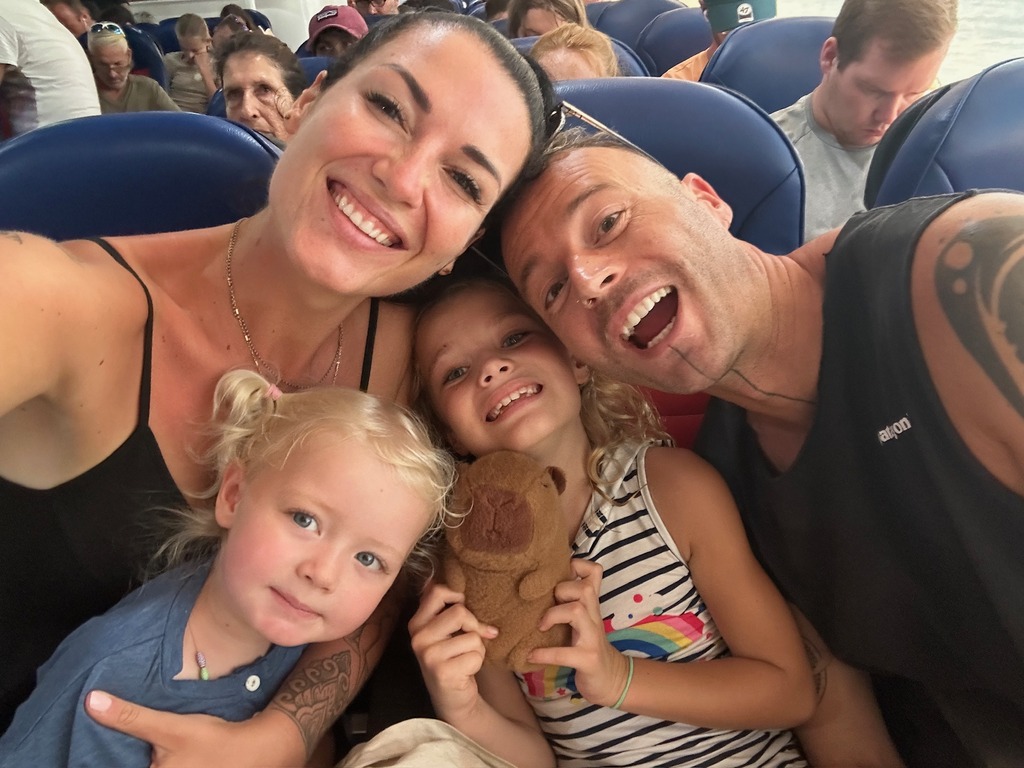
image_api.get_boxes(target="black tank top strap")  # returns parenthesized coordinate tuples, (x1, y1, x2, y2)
(359, 297, 379, 393)
(86, 238, 156, 423)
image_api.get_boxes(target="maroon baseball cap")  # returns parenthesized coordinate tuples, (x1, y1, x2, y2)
(308, 5, 368, 46)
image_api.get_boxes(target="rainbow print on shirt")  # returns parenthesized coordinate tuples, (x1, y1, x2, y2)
(520, 611, 706, 701)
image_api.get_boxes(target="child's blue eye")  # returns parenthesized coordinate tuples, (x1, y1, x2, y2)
(356, 551, 384, 572)
(292, 511, 319, 532)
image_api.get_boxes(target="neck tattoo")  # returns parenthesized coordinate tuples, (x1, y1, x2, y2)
(225, 219, 344, 390)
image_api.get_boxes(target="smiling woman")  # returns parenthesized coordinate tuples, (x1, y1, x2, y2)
(0, 11, 555, 767)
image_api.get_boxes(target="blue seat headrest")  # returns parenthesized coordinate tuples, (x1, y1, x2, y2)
(700, 16, 833, 115)
(554, 77, 804, 254)
(0, 113, 282, 240)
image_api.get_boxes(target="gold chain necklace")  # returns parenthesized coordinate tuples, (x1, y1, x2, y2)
(225, 219, 344, 390)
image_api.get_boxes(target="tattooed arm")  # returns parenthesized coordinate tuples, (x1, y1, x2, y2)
(912, 192, 1024, 494)
(85, 589, 400, 767)
(789, 606, 906, 768)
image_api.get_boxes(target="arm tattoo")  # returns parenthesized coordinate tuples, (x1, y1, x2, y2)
(801, 635, 828, 704)
(936, 215, 1024, 418)
(268, 595, 400, 756)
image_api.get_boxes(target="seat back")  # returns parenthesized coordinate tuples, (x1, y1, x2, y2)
(700, 16, 833, 114)
(592, 0, 686, 50)
(633, 7, 711, 76)
(247, 9, 272, 31)
(585, 0, 616, 28)
(125, 24, 169, 88)
(155, 17, 180, 53)
(870, 58, 1024, 207)
(554, 77, 804, 254)
(0, 112, 281, 240)
(553, 77, 804, 446)
(510, 35, 649, 77)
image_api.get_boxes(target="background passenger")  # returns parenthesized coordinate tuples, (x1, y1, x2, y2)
(88, 23, 179, 113)
(771, 0, 956, 240)
(0, 12, 555, 765)
(485, 0, 510, 22)
(354, 0, 400, 17)
(0, 0, 100, 139)
(40, 0, 94, 37)
(530, 23, 619, 81)
(0, 371, 455, 767)
(216, 31, 305, 146)
(212, 13, 251, 49)
(97, 2, 135, 27)
(663, 0, 776, 82)
(219, 3, 260, 34)
(307, 5, 368, 59)
(507, 0, 587, 37)
(163, 12, 217, 113)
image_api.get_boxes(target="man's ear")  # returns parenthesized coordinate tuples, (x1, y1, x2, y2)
(820, 36, 839, 77)
(284, 70, 326, 132)
(214, 462, 246, 529)
(680, 173, 734, 228)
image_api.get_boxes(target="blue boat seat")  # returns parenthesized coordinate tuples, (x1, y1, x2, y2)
(592, 0, 687, 50)
(634, 7, 711, 77)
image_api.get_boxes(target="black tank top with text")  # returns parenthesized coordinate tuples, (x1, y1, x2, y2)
(696, 192, 1024, 708)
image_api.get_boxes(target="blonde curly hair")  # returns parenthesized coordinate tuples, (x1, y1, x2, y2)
(154, 370, 456, 580)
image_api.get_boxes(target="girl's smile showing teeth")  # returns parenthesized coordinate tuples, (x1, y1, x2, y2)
(621, 287, 678, 349)
(332, 189, 399, 247)
(486, 384, 540, 422)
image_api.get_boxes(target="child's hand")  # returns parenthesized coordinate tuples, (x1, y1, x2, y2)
(408, 581, 498, 720)
(528, 559, 632, 708)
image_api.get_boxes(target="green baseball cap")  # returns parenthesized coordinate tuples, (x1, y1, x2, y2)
(704, 0, 777, 33)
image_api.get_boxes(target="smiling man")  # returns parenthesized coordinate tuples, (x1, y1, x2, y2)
(771, 0, 957, 241)
(500, 130, 1024, 765)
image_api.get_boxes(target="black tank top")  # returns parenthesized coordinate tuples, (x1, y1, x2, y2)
(696, 192, 1024, 707)
(0, 239, 381, 730)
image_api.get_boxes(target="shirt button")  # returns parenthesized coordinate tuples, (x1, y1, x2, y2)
(245, 675, 261, 692)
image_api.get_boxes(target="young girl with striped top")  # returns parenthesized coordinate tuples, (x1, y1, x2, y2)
(407, 279, 815, 767)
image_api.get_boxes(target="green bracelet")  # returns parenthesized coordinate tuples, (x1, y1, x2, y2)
(611, 655, 635, 710)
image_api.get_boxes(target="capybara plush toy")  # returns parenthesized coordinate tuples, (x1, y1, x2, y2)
(444, 450, 573, 673)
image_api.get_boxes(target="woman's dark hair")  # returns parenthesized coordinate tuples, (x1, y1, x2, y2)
(322, 13, 557, 218)
(214, 32, 307, 98)
(98, 3, 135, 26)
(219, 3, 259, 32)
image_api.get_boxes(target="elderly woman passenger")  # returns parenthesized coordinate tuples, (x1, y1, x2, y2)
(215, 32, 305, 145)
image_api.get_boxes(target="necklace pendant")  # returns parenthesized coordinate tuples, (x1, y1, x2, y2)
(196, 650, 209, 681)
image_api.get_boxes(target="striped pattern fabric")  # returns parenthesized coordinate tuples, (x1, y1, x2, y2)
(518, 442, 806, 767)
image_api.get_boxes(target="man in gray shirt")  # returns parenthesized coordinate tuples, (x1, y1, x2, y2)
(771, 0, 956, 241)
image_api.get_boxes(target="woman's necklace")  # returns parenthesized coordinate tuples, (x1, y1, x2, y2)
(225, 219, 344, 390)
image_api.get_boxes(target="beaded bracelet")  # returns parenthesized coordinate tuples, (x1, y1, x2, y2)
(611, 656, 635, 710)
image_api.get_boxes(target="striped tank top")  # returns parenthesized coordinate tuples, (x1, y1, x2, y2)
(518, 441, 806, 767)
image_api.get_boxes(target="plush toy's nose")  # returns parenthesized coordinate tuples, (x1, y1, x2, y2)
(462, 486, 534, 552)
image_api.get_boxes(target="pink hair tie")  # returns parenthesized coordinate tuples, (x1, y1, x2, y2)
(266, 383, 283, 402)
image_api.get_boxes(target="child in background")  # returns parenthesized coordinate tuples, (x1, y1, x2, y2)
(408, 279, 814, 767)
(530, 24, 620, 81)
(163, 13, 217, 112)
(0, 370, 455, 767)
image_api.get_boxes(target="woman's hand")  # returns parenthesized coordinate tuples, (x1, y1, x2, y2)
(408, 581, 497, 721)
(527, 559, 631, 708)
(86, 691, 307, 767)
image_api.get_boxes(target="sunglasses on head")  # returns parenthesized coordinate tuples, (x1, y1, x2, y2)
(90, 21, 124, 35)
(465, 101, 660, 276)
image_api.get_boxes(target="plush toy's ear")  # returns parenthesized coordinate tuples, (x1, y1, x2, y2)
(546, 466, 567, 495)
